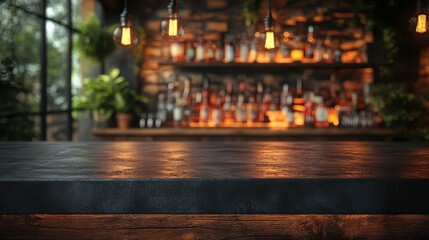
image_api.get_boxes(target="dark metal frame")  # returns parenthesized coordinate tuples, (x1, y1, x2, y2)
(14, 0, 75, 141)
(39, 0, 47, 141)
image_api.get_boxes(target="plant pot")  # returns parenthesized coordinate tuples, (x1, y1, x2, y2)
(116, 113, 133, 129)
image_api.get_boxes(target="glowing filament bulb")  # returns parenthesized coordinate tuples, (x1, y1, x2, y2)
(168, 19, 178, 36)
(121, 27, 131, 45)
(416, 14, 427, 33)
(265, 31, 275, 50)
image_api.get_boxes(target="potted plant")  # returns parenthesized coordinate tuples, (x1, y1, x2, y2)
(113, 79, 147, 129)
(73, 68, 147, 128)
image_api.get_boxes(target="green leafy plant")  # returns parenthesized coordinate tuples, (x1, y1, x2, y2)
(75, 13, 116, 73)
(243, 0, 262, 27)
(371, 83, 429, 140)
(0, 57, 35, 140)
(113, 80, 148, 114)
(73, 68, 147, 122)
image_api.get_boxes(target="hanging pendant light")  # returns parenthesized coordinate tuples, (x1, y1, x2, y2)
(410, 0, 428, 34)
(161, 0, 185, 38)
(262, 0, 277, 51)
(113, 0, 139, 47)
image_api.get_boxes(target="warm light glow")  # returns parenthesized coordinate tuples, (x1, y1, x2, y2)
(121, 27, 131, 46)
(293, 112, 305, 126)
(328, 107, 339, 126)
(267, 111, 288, 128)
(264, 31, 275, 50)
(416, 14, 427, 33)
(291, 49, 304, 62)
(168, 18, 178, 36)
(170, 42, 181, 61)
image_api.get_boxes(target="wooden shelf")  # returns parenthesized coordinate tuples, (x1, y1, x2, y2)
(157, 61, 375, 74)
(158, 61, 374, 70)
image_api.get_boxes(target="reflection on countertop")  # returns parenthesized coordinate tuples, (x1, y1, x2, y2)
(0, 141, 428, 179)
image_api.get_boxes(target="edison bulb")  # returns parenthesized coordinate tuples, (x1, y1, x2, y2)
(261, 31, 277, 52)
(416, 14, 427, 33)
(264, 31, 275, 50)
(161, 18, 184, 38)
(113, 25, 139, 47)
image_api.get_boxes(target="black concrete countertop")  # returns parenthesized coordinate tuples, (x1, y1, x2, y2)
(1, 141, 428, 179)
(1, 142, 429, 214)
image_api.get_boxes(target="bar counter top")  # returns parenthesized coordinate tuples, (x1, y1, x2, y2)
(1, 141, 429, 214)
(0, 141, 428, 179)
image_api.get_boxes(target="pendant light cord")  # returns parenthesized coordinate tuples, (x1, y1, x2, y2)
(264, 0, 273, 28)
(124, 0, 128, 11)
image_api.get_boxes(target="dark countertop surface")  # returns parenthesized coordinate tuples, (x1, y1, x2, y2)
(1, 141, 428, 180)
(1, 141, 429, 214)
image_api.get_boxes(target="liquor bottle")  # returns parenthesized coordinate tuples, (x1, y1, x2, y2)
(314, 96, 329, 128)
(191, 92, 202, 123)
(173, 96, 183, 127)
(280, 83, 294, 125)
(156, 93, 167, 124)
(314, 40, 323, 63)
(223, 81, 235, 123)
(333, 39, 342, 63)
(271, 96, 279, 111)
(212, 95, 223, 127)
(170, 42, 181, 62)
(165, 82, 175, 123)
(263, 87, 273, 110)
(182, 79, 192, 127)
(292, 79, 305, 127)
(255, 81, 265, 122)
(206, 40, 215, 62)
(235, 81, 247, 123)
(363, 84, 374, 127)
(322, 35, 334, 63)
(247, 96, 257, 124)
(147, 113, 154, 128)
(348, 91, 359, 128)
(195, 38, 205, 63)
(248, 34, 259, 63)
(304, 25, 315, 60)
(199, 76, 211, 125)
(224, 39, 235, 63)
(239, 32, 250, 63)
(185, 41, 196, 62)
(304, 91, 315, 127)
(351, 91, 358, 111)
(259, 86, 272, 123)
(279, 32, 291, 59)
(215, 40, 224, 62)
(337, 91, 352, 128)
(291, 36, 304, 63)
(363, 83, 371, 107)
(139, 113, 147, 128)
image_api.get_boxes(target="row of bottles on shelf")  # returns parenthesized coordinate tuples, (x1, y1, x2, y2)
(169, 26, 368, 64)
(139, 76, 379, 129)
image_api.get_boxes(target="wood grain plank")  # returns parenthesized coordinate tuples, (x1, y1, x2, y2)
(1, 214, 429, 239)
